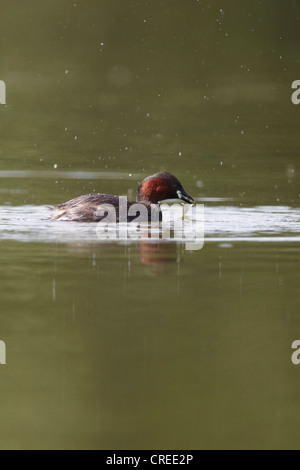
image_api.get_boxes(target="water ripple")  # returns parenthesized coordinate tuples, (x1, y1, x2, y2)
(0, 204, 299, 244)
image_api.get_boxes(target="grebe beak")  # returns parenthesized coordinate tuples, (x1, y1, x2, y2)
(177, 190, 195, 204)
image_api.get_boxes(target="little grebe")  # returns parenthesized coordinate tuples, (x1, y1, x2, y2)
(51, 171, 194, 222)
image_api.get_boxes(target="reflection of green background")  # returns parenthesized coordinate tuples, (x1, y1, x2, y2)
(0, 1, 300, 449)
(0, 0, 300, 205)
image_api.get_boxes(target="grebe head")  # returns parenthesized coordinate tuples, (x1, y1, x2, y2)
(137, 171, 195, 204)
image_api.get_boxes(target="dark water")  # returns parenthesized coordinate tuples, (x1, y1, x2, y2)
(0, 0, 300, 450)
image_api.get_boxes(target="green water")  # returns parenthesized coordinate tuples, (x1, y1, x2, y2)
(0, 0, 300, 450)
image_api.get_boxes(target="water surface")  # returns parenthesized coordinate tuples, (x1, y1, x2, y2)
(0, 0, 300, 450)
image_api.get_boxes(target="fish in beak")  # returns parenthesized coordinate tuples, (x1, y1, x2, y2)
(176, 190, 195, 204)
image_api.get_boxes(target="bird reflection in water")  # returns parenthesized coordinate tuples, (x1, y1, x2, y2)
(59, 220, 186, 275)
(139, 241, 183, 275)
